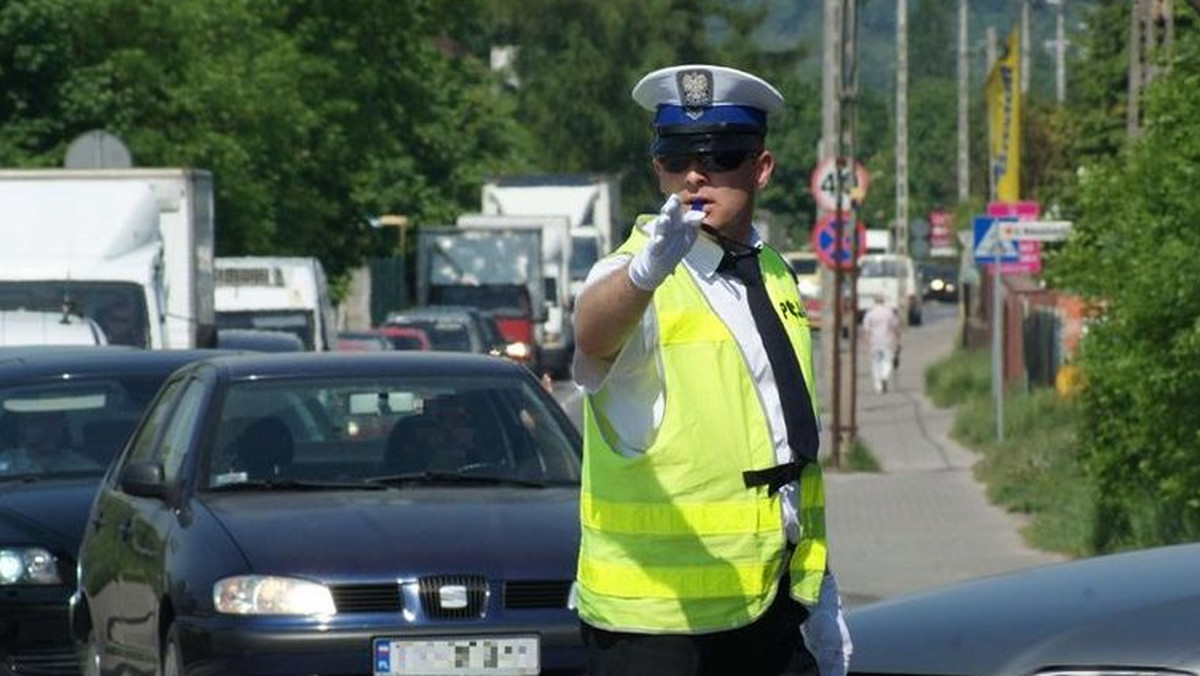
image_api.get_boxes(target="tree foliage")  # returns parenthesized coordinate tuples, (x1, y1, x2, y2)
(1050, 6, 1200, 550)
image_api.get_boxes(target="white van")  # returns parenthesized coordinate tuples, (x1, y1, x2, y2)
(856, 253, 923, 326)
(215, 257, 336, 351)
(0, 310, 109, 346)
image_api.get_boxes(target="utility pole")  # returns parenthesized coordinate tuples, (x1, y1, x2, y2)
(1055, 0, 1066, 103)
(958, 0, 970, 202)
(843, 0, 861, 446)
(1128, 0, 1143, 138)
(895, 0, 909, 255)
(821, 0, 845, 466)
(1020, 0, 1031, 95)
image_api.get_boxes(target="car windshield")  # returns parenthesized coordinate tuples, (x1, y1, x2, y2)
(0, 377, 164, 479)
(0, 281, 149, 348)
(217, 310, 315, 350)
(429, 285, 530, 316)
(788, 257, 819, 275)
(860, 259, 899, 278)
(203, 374, 581, 490)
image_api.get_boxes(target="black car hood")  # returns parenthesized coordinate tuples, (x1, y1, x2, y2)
(0, 478, 99, 555)
(847, 543, 1200, 675)
(200, 487, 580, 579)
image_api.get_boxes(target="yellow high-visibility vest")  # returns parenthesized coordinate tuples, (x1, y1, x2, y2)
(576, 222, 827, 633)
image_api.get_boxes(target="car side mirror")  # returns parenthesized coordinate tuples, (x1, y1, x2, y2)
(119, 461, 168, 500)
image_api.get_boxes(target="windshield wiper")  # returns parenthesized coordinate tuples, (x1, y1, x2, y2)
(368, 471, 546, 488)
(208, 478, 387, 492)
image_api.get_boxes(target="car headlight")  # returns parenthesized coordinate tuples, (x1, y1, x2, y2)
(212, 575, 335, 616)
(0, 547, 61, 585)
(504, 342, 532, 360)
(930, 279, 945, 291)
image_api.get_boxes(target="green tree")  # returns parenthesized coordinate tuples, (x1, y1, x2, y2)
(1051, 8, 1200, 551)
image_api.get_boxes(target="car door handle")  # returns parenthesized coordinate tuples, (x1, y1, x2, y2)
(117, 519, 133, 541)
(90, 513, 105, 532)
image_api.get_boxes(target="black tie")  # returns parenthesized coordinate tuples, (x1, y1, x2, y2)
(718, 249, 820, 470)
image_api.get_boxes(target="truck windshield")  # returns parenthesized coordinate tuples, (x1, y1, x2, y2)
(570, 236, 599, 281)
(217, 311, 315, 351)
(0, 281, 149, 348)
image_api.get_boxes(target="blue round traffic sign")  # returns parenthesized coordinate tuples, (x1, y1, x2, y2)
(811, 214, 866, 270)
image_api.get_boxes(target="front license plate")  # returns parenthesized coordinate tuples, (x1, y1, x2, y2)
(373, 635, 539, 675)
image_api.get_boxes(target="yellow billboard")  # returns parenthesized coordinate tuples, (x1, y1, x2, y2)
(986, 29, 1021, 201)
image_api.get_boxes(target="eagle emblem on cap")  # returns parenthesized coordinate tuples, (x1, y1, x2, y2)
(676, 69, 713, 120)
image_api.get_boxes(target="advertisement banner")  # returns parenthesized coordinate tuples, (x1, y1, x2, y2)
(986, 30, 1021, 202)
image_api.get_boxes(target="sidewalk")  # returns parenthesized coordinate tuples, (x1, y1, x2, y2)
(818, 306, 1063, 606)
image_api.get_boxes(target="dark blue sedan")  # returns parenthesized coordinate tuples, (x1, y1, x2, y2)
(72, 352, 584, 676)
(0, 346, 228, 676)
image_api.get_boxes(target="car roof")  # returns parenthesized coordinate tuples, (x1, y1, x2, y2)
(0, 347, 235, 380)
(191, 351, 528, 382)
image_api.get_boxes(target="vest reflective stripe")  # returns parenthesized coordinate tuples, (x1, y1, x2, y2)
(789, 462, 827, 604)
(578, 557, 778, 599)
(577, 223, 828, 632)
(580, 492, 780, 535)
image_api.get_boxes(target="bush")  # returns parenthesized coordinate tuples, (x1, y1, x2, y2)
(924, 348, 991, 408)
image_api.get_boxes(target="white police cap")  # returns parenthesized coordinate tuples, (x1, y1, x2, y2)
(632, 64, 784, 128)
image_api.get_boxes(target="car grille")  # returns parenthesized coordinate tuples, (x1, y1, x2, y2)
(504, 580, 571, 609)
(5, 645, 79, 675)
(330, 583, 404, 613)
(418, 574, 487, 619)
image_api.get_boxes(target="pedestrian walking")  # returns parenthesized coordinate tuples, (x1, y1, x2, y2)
(571, 64, 852, 676)
(861, 294, 900, 393)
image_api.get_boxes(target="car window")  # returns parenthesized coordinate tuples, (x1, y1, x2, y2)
(202, 375, 580, 489)
(154, 380, 207, 481)
(0, 375, 173, 479)
(124, 377, 189, 465)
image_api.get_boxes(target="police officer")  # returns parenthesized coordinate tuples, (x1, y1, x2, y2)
(572, 65, 852, 676)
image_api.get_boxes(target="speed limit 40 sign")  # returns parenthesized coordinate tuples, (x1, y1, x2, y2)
(809, 158, 868, 213)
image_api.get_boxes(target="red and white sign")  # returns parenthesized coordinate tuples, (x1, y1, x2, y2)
(810, 213, 867, 270)
(809, 159, 868, 213)
(928, 210, 954, 252)
(986, 202, 1042, 274)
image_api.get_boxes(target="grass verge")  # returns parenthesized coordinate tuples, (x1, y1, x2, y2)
(925, 348, 1095, 558)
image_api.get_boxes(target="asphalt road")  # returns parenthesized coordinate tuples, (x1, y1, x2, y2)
(551, 300, 1064, 608)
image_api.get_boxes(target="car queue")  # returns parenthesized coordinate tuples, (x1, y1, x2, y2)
(0, 345, 584, 676)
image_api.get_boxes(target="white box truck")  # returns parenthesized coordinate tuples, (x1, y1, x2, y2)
(0, 168, 216, 348)
(480, 174, 622, 301)
(214, 256, 336, 351)
(455, 213, 573, 377)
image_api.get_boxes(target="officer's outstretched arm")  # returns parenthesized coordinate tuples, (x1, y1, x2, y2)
(573, 264, 652, 361)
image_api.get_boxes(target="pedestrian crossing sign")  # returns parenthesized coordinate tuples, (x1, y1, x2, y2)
(972, 216, 1019, 263)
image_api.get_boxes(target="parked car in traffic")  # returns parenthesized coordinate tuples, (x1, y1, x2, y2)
(72, 351, 585, 676)
(374, 325, 432, 351)
(846, 542, 1200, 675)
(783, 250, 822, 330)
(216, 328, 306, 352)
(335, 330, 398, 352)
(918, 261, 960, 303)
(0, 347, 228, 675)
(856, 253, 922, 326)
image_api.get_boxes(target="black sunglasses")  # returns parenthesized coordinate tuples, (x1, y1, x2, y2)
(655, 149, 758, 174)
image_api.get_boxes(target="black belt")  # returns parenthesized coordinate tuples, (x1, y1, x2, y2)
(742, 460, 805, 496)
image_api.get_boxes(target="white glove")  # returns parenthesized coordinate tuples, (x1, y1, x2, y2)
(801, 572, 853, 676)
(627, 194, 704, 291)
